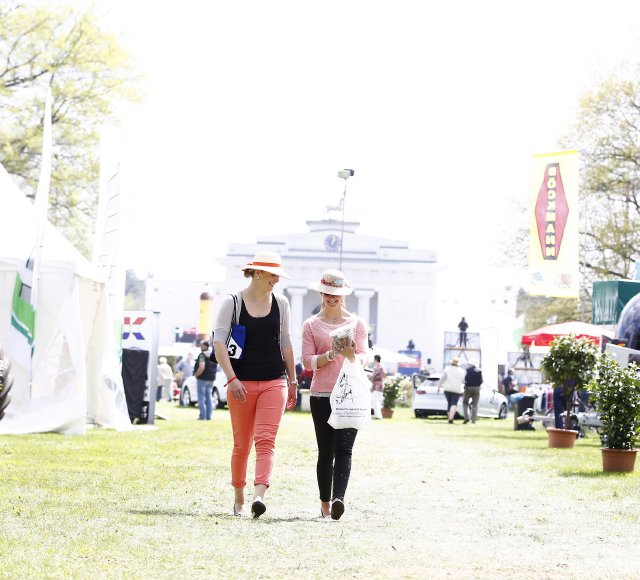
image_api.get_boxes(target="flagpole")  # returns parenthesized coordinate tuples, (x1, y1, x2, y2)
(31, 88, 52, 311)
(337, 169, 354, 271)
(339, 178, 346, 271)
(29, 88, 53, 385)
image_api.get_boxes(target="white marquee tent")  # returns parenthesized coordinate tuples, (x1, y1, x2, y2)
(0, 164, 131, 434)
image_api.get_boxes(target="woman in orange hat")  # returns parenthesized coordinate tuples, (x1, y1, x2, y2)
(214, 251, 297, 518)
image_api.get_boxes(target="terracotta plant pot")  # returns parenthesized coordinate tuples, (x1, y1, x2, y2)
(381, 407, 394, 419)
(601, 448, 637, 472)
(547, 427, 579, 448)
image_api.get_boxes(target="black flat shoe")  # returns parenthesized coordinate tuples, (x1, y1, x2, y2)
(330, 499, 344, 520)
(251, 498, 266, 519)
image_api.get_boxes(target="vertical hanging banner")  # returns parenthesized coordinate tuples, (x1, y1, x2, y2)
(6, 89, 52, 374)
(528, 150, 579, 297)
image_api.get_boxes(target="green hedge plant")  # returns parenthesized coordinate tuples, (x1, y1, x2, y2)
(589, 354, 640, 450)
(540, 335, 598, 430)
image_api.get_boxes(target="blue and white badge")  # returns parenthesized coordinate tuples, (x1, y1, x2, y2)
(227, 324, 245, 360)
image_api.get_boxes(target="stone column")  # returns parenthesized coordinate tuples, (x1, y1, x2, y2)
(354, 289, 375, 325)
(287, 287, 308, 359)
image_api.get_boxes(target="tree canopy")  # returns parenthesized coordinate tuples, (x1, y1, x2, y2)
(516, 290, 580, 332)
(563, 67, 640, 281)
(124, 269, 145, 310)
(503, 64, 640, 327)
(0, 1, 139, 257)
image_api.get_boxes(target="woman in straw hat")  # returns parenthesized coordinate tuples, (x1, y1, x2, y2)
(213, 251, 297, 518)
(301, 269, 368, 520)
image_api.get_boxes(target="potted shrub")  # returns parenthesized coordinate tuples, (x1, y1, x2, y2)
(589, 354, 640, 472)
(382, 374, 405, 418)
(539, 335, 598, 448)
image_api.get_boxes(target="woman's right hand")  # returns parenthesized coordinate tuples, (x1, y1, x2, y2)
(338, 337, 357, 363)
(228, 378, 247, 403)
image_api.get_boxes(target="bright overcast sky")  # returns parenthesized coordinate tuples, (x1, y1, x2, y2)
(91, 0, 640, 282)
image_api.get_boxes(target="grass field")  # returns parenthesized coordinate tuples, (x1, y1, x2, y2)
(1, 403, 640, 579)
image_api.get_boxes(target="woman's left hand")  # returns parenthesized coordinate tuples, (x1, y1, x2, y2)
(286, 382, 297, 410)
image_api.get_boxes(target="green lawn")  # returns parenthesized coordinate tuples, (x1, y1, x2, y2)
(1, 404, 639, 578)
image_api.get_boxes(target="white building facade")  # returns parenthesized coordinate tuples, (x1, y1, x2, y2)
(214, 218, 442, 367)
(145, 220, 520, 376)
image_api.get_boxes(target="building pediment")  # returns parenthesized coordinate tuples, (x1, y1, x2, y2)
(223, 218, 436, 265)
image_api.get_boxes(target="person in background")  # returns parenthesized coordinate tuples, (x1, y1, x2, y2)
(175, 353, 193, 405)
(370, 354, 386, 420)
(463, 360, 483, 424)
(176, 352, 194, 389)
(552, 384, 566, 429)
(194, 341, 217, 420)
(295, 359, 303, 409)
(521, 345, 533, 368)
(214, 251, 297, 519)
(458, 317, 469, 347)
(157, 356, 174, 402)
(298, 366, 314, 411)
(299, 367, 313, 389)
(502, 368, 519, 410)
(437, 356, 466, 423)
(302, 269, 368, 520)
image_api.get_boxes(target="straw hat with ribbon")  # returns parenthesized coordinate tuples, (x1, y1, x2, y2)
(311, 269, 352, 296)
(241, 251, 289, 278)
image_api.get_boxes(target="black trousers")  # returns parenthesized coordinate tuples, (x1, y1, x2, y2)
(310, 396, 358, 502)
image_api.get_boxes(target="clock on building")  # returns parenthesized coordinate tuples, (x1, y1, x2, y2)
(324, 234, 341, 252)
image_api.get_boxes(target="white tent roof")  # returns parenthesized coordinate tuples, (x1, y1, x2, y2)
(0, 165, 101, 282)
(0, 164, 130, 434)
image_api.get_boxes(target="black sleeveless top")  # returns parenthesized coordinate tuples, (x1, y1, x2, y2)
(230, 298, 285, 381)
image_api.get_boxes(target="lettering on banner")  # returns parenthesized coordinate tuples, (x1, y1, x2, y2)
(535, 163, 570, 260)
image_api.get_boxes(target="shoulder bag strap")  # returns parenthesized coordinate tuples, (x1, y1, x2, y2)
(224, 294, 237, 345)
(232, 292, 242, 325)
(274, 293, 284, 347)
(231, 294, 237, 324)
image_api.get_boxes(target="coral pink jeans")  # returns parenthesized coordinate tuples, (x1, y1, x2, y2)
(227, 378, 287, 488)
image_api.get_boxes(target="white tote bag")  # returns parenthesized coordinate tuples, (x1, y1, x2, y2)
(328, 359, 372, 430)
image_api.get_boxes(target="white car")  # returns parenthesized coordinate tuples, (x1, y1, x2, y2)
(180, 370, 228, 409)
(412, 373, 508, 420)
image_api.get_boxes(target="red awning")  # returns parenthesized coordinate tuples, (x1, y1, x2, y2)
(521, 321, 614, 347)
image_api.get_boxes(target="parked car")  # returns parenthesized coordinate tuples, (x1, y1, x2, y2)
(180, 370, 228, 409)
(412, 373, 508, 420)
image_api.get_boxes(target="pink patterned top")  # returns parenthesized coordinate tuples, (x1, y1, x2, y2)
(370, 364, 386, 392)
(301, 315, 368, 394)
